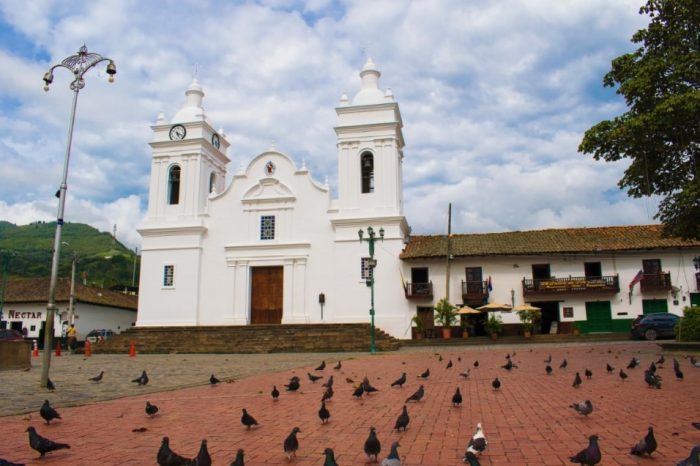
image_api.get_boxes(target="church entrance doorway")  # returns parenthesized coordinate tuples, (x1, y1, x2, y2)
(251, 266, 283, 324)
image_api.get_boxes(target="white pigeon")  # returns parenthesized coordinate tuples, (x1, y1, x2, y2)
(466, 422, 487, 456)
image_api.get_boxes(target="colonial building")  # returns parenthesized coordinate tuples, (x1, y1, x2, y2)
(136, 59, 700, 339)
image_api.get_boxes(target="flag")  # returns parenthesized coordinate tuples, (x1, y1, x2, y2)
(487, 275, 493, 292)
(628, 270, 644, 290)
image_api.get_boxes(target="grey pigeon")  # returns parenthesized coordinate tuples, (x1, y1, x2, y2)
(648, 361, 657, 373)
(156, 436, 191, 466)
(492, 377, 501, 390)
(284, 376, 300, 392)
(283, 427, 301, 460)
(466, 422, 487, 455)
(631, 426, 657, 456)
(318, 400, 330, 424)
(644, 369, 662, 389)
(452, 387, 462, 407)
(675, 365, 684, 381)
(308, 372, 323, 383)
(546, 365, 552, 375)
(230, 449, 244, 466)
(241, 409, 258, 429)
(362, 376, 379, 394)
(676, 445, 700, 466)
(316, 361, 326, 371)
(321, 386, 334, 402)
(364, 427, 381, 462)
(619, 369, 628, 381)
(502, 359, 516, 371)
(460, 369, 471, 379)
(334, 360, 342, 370)
(405, 385, 424, 403)
(132, 370, 149, 386)
(462, 450, 481, 465)
(585, 368, 592, 379)
(26, 426, 70, 458)
(570, 400, 593, 416)
(560, 358, 568, 369)
(446, 360, 453, 369)
(271, 385, 279, 400)
(46, 378, 55, 391)
(544, 354, 552, 363)
(209, 374, 220, 385)
(627, 357, 640, 369)
(674, 357, 681, 372)
(323, 447, 338, 466)
(322, 375, 334, 388)
(690, 356, 700, 368)
(146, 401, 159, 417)
(40, 399, 61, 424)
(381, 441, 401, 466)
(573, 372, 582, 388)
(693, 423, 700, 430)
(418, 368, 430, 379)
(656, 355, 665, 365)
(88, 371, 104, 382)
(394, 405, 409, 431)
(391, 373, 406, 387)
(606, 363, 614, 373)
(352, 383, 364, 399)
(0, 459, 24, 466)
(569, 434, 601, 465)
(193, 439, 211, 466)
(473, 360, 479, 368)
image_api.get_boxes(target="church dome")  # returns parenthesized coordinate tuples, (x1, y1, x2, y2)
(171, 78, 213, 124)
(351, 58, 386, 106)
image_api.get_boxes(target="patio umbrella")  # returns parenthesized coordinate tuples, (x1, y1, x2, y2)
(477, 303, 513, 312)
(512, 304, 541, 312)
(456, 305, 482, 315)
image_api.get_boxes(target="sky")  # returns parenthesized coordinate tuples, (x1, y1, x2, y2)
(0, 0, 659, 250)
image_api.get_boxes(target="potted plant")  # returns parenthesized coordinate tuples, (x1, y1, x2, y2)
(411, 314, 426, 340)
(460, 317, 470, 338)
(572, 322, 581, 336)
(484, 314, 503, 340)
(434, 298, 457, 339)
(517, 308, 542, 338)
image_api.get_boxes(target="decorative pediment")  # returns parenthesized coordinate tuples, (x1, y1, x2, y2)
(242, 178, 296, 204)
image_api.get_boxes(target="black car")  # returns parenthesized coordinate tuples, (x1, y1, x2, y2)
(630, 313, 679, 340)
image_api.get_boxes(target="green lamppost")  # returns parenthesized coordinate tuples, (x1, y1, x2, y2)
(358, 226, 384, 353)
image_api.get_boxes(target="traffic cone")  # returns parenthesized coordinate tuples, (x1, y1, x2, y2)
(84, 340, 92, 357)
(55, 341, 61, 357)
(128, 341, 136, 357)
(32, 340, 39, 357)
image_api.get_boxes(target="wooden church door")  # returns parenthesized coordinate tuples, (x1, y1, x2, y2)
(250, 266, 283, 324)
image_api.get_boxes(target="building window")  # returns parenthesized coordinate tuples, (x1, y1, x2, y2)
(361, 257, 374, 280)
(163, 265, 174, 287)
(584, 262, 602, 278)
(361, 152, 374, 193)
(168, 165, 181, 205)
(260, 215, 275, 240)
(209, 172, 216, 193)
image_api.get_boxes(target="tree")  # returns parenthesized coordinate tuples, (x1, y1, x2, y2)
(579, 0, 700, 239)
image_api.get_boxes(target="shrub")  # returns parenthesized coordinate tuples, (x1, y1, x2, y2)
(675, 305, 700, 341)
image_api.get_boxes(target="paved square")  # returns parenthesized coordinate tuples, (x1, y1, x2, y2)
(1, 341, 698, 465)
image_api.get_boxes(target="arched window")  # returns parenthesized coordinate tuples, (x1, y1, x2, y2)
(168, 165, 181, 205)
(361, 152, 374, 193)
(209, 172, 216, 194)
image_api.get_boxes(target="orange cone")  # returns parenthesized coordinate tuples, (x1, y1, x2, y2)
(55, 341, 61, 357)
(84, 340, 92, 357)
(128, 341, 136, 357)
(32, 339, 39, 357)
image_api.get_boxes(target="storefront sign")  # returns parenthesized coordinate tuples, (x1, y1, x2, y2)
(8, 310, 43, 319)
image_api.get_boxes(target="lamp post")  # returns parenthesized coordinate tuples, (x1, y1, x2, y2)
(40, 45, 116, 388)
(358, 226, 384, 353)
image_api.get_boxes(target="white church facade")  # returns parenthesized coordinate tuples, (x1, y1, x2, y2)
(136, 60, 700, 340)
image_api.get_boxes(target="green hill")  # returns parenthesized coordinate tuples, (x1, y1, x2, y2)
(0, 221, 139, 289)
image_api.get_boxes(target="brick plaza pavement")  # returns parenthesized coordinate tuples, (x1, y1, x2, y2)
(1, 341, 699, 465)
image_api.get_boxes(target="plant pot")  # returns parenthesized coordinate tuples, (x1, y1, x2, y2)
(462, 329, 469, 339)
(489, 332, 498, 340)
(414, 331, 424, 340)
(442, 327, 452, 339)
(523, 330, 531, 338)
(573, 328, 580, 336)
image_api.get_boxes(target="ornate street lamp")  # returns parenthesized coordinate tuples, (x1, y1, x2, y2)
(358, 226, 384, 353)
(40, 45, 116, 388)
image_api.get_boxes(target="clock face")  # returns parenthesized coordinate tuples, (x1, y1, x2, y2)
(169, 124, 186, 141)
(212, 133, 220, 149)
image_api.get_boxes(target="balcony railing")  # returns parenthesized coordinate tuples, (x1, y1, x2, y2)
(522, 275, 619, 297)
(404, 281, 433, 300)
(640, 272, 672, 292)
(461, 280, 489, 305)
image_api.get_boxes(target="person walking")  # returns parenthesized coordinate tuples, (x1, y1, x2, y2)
(66, 324, 78, 351)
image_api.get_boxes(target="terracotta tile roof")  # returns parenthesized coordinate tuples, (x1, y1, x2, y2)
(400, 224, 700, 260)
(3, 277, 137, 311)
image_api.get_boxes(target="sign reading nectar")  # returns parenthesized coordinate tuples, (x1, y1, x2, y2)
(264, 161, 275, 176)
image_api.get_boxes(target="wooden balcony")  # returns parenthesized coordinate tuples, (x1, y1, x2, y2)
(640, 272, 672, 293)
(461, 280, 489, 306)
(404, 282, 433, 300)
(522, 275, 619, 297)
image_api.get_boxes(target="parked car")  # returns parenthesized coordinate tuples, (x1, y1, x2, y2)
(630, 313, 679, 340)
(85, 329, 116, 344)
(0, 329, 24, 340)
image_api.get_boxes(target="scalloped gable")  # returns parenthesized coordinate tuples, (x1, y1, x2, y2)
(242, 177, 295, 203)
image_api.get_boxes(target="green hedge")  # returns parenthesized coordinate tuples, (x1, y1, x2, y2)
(676, 306, 700, 342)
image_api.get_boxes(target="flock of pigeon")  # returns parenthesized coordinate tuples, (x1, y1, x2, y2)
(3, 347, 700, 465)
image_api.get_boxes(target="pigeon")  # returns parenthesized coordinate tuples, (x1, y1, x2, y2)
(505, 353, 511, 359)
(627, 357, 640, 369)
(132, 370, 149, 386)
(544, 354, 552, 363)
(46, 378, 55, 391)
(674, 358, 681, 372)
(619, 369, 628, 381)
(271, 386, 280, 400)
(466, 422, 487, 455)
(648, 361, 657, 373)
(675, 365, 684, 381)
(333, 361, 342, 370)
(323, 447, 338, 466)
(381, 441, 401, 466)
(418, 368, 430, 379)
(692, 422, 700, 430)
(322, 375, 334, 388)
(606, 363, 614, 373)
(210, 374, 220, 385)
(573, 372, 582, 388)
(630, 426, 657, 456)
(318, 401, 330, 424)
(39, 399, 61, 424)
(473, 360, 479, 368)
(391, 373, 407, 388)
(364, 427, 382, 462)
(405, 385, 424, 403)
(458, 356, 462, 362)
(146, 401, 159, 417)
(446, 360, 453, 369)
(283, 427, 301, 460)
(585, 369, 592, 379)
(284, 376, 300, 392)
(546, 365, 552, 375)
(644, 369, 662, 389)
(656, 355, 665, 365)
(394, 405, 410, 431)
(502, 359, 515, 371)
(316, 361, 326, 371)
(560, 358, 568, 369)
(462, 450, 481, 465)
(0, 458, 24, 466)
(352, 383, 365, 399)
(569, 434, 601, 465)
(156, 436, 190, 466)
(459, 369, 471, 379)
(308, 372, 323, 383)
(321, 386, 334, 402)
(362, 376, 379, 394)
(438, 354, 443, 362)
(26, 426, 70, 458)
(570, 400, 593, 416)
(452, 387, 462, 407)
(492, 377, 501, 390)
(193, 439, 211, 466)
(676, 445, 700, 466)
(88, 371, 104, 382)
(241, 409, 258, 429)
(690, 356, 700, 368)
(345, 377, 354, 384)
(230, 449, 244, 466)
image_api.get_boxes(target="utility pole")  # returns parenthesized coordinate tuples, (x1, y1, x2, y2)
(445, 203, 452, 301)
